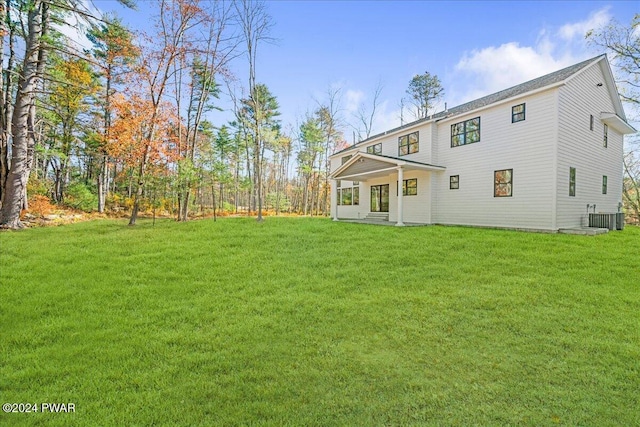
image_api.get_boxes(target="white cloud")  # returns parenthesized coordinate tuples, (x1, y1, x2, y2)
(449, 7, 612, 106)
(345, 89, 365, 114)
(453, 42, 571, 102)
(558, 7, 611, 41)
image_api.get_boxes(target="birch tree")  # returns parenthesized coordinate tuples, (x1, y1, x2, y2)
(0, 0, 48, 228)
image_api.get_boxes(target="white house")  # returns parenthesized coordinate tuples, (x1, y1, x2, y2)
(329, 55, 636, 232)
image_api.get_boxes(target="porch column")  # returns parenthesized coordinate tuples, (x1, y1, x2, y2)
(331, 179, 338, 221)
(396, 166, 405, 226)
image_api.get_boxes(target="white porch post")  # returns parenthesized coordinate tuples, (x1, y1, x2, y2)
(396, 166, 405, 226)
(331, 179, 338, 221)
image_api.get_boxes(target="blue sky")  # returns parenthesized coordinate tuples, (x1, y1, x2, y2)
(93, 0, 638, 140)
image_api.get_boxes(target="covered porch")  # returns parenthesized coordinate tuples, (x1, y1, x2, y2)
(330, 152, 446, 226)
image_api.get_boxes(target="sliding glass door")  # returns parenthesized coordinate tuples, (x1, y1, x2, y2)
(370, 184, 389, 212)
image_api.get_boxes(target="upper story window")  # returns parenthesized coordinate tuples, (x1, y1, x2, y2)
(366, 143, 382, 155)
(512, 103, 525, 123)
(569, 167, 576, 197)
(494, 169, 513, 197)
(398, 131, 419, 156)
(603, 124, 608, 148)
(341, 155, 352, 165)
(590, 115, 594, 131)
(451, 117, 480, 147)
(602, 176, 607, 194)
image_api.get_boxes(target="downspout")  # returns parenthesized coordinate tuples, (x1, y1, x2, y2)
(551, 89, 560, 231)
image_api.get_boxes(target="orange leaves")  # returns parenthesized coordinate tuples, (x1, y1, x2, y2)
(108, 93, 180, 169)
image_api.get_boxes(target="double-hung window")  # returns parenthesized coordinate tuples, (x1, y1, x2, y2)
(450, 175, 459, 190)
(494, 169, 513, 197)
(512, 104, 525, 122)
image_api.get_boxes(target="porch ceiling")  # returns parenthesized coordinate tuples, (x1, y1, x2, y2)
(331, 152, 445, 181)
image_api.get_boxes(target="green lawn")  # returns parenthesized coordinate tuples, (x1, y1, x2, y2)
(1, 218, 639, 426)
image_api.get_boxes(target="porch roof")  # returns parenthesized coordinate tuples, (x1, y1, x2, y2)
(330, 152, 446, 181)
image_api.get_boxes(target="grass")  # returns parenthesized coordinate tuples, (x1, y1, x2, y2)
(1, 218, 639, 426)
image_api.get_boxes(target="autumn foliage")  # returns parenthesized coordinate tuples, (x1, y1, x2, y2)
(107, 93, 180, 170)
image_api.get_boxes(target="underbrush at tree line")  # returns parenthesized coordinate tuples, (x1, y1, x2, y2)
(22, 175, 304, 225)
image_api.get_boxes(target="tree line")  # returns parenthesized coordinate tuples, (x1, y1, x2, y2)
(0, 0, 363, 228)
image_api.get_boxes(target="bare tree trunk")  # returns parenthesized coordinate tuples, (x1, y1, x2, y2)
(212, 183, 217, 222)
(97, 155, 107, 212)
(0, 0, 44, 228)
(255, 136, 264, 221)
(0, 0, 12, 206)
(129, 146, 148, 226)
(623, 153, 640, 223)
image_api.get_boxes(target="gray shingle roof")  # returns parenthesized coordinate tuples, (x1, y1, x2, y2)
(366, 153, 445, 169)
(334, 54, 605, 156)
(429, 54, 604, 121)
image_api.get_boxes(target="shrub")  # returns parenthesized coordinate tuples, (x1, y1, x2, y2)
(27, 177, 50, 197)
(65, 183, 98, 212)
(25, 195, 56, 217)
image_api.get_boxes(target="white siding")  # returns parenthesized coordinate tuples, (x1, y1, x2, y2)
(329, 58, 626, 231)
(353, 123, 435, 164)
(433, 89, 558, 230)
(556, 62, 624, 228)
(387, 170, 432, 224)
